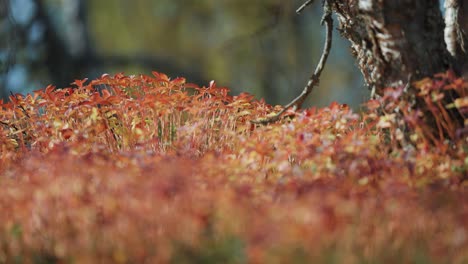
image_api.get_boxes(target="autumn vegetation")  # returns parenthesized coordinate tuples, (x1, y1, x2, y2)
(0, 71, 467, 263)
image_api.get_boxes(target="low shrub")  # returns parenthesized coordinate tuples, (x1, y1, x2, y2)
(0, 71, 467, 263)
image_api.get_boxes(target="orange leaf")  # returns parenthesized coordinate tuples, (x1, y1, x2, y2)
(184, 83, 200, 89)
(171, 77, 186, 86)
(71, 78, 88, 88)
(45, 85, 56, 94)
(366, 99, 381, 110)
(101, 89, 112, 99)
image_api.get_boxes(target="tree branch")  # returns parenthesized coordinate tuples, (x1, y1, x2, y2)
(296, 0, 316, 14)
(252, 1, 333, 124)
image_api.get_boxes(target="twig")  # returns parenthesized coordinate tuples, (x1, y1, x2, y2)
(252, 1, 333, 124)
(296, 0, 316, 14)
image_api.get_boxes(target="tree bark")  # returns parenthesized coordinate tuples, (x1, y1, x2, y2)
(460, 1, 468, 77)
(444, 0, 468, 77)
(326, 0, 467, 142)
(331, 0, 451, 95)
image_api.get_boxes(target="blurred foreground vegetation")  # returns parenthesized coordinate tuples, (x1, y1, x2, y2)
(0, 71, 466, 263)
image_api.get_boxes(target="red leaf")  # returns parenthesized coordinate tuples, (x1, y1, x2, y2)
(101, 89, 112, 99)
(171, 77, 186, 86)
(45, 85, 55, 95)
(184, 83, 200, 89)
(366, 99, 381, 110)
(61, 128, 74, 140)
(71, 78, 89, 88)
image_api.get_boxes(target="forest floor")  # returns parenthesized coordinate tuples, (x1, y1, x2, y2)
(0, 72, 467, 263)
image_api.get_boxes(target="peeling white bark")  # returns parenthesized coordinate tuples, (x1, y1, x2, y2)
(444, 0, 468, 77)
(444, 0, 460, 57)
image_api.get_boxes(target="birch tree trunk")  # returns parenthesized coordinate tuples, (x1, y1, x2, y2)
(331, 0, 452, 95)
(444, 0, 468, 78)
(327, 0, 467, 139)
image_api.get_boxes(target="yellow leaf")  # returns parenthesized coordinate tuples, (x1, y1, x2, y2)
(454, 97, 468, 109)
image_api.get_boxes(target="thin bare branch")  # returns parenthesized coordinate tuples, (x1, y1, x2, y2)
(296, 0, 316, 14)
(252, 1, 333, 124)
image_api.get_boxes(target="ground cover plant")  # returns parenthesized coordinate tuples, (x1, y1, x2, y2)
(0, 71, 467, 263)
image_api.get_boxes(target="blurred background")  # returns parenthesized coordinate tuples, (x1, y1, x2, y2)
(0, 0, 368, 109)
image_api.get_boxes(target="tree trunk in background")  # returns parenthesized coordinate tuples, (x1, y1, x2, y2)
(0, 0, 16, 100)
(331, 0, 452, 95)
